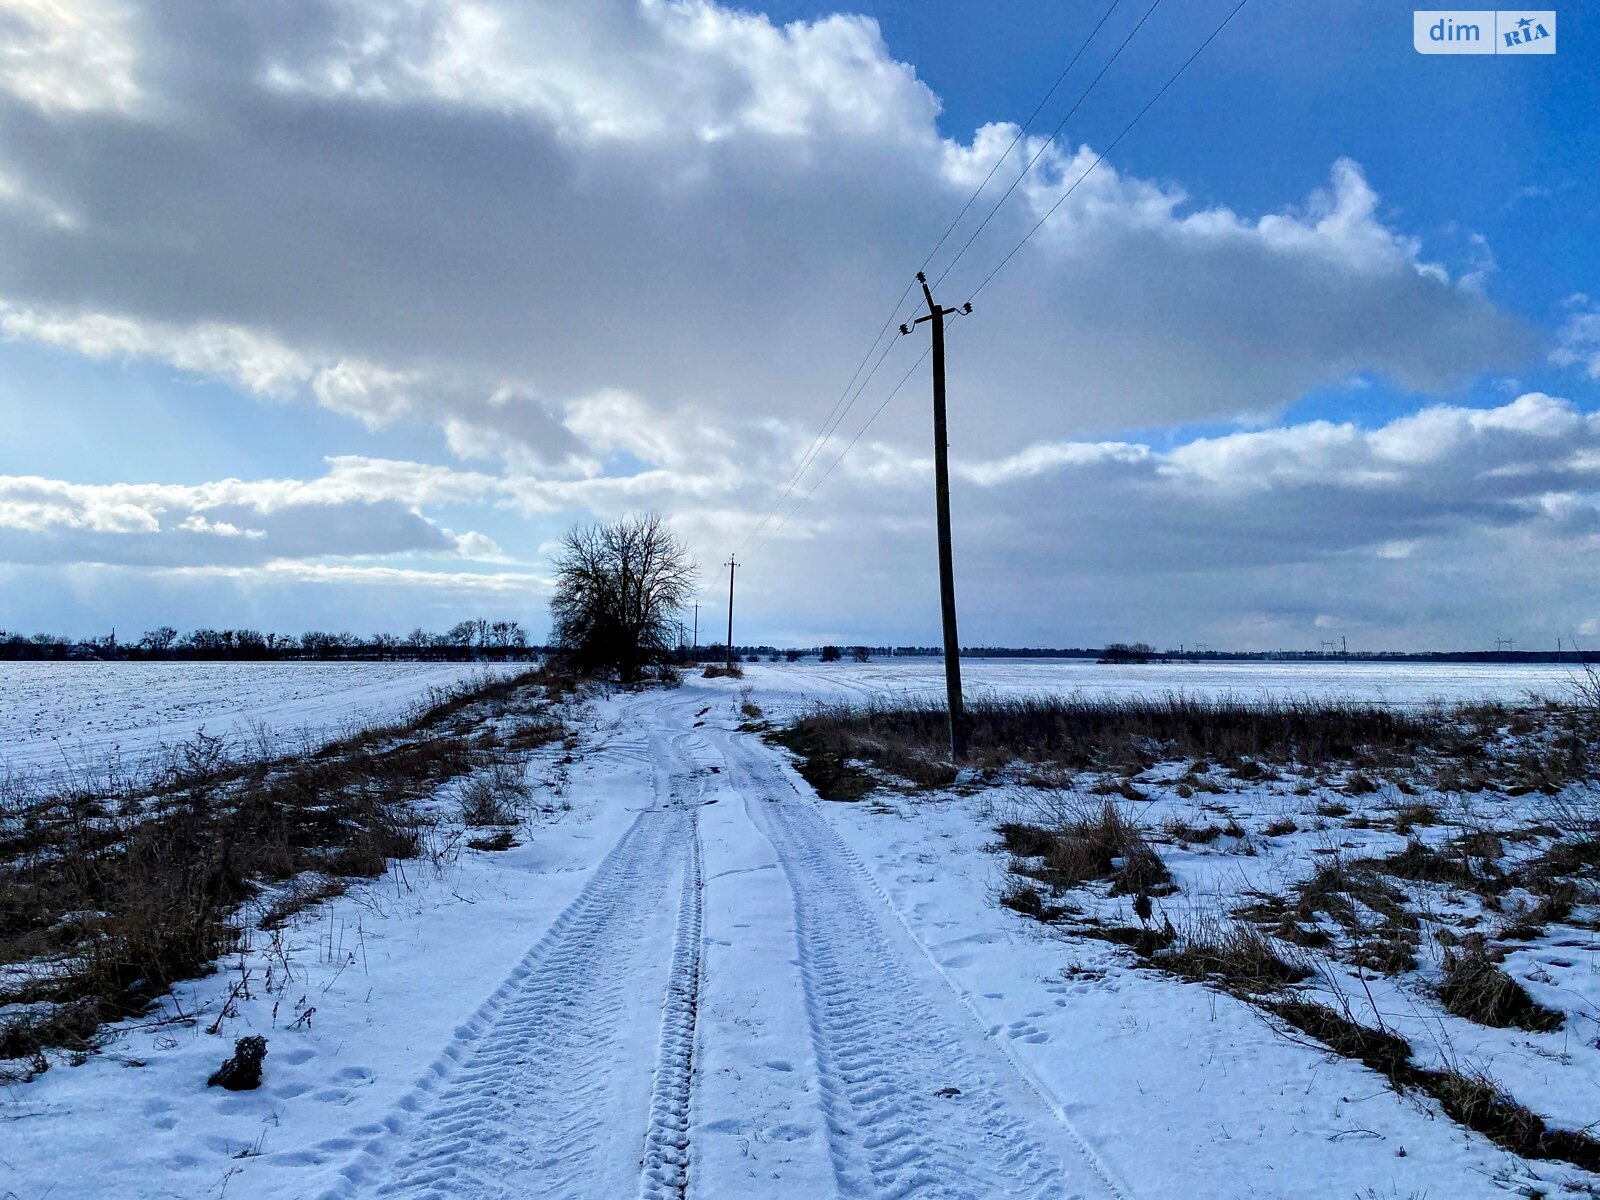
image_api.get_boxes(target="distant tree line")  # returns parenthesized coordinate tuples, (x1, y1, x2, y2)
(0, 620, 538, 662)
(8, 619, 1594, 667)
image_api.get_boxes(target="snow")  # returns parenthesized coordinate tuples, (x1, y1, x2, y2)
(0, 661, 522, 781)
(739, 657, 1589, 714)
(3, 665, 1596, 1199)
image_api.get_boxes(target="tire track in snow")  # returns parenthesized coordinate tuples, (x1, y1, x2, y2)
(320, 797, 692, 1200)
(637, 733, 706, 1200)
(717, 731, 1127, 1200)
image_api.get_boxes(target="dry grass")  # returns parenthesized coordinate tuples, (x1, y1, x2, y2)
(1382, 838, 1493, 892)
(459, 759, 530, 826)
(1438, 936, 1563, 1031)
(1152, 917, 1311, 994)
(766, 723, 887, 801)
(1291, 857, 1419, 974)
(1391, 801, 1441, 834)
(1000, 798, 1173, 900)
(258, 875, 348, 931)
(0, 668, 562, 1073)
(947, 676, 1600, 1173)
(1161, 817, 1247, 846)
(1264, 996, 1600, 1170)
(776, 692, 1600, 798)
(787, 693, 1441, 775)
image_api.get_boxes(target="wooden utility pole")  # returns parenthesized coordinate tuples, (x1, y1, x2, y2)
(901, 272, 970, 760)
(693, 603, 699, 660)
(725, 557, 738, 671)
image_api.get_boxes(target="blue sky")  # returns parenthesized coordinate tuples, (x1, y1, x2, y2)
(0, 0, 1596, 649)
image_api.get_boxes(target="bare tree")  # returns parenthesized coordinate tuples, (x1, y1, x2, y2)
(139, 626, 179, 653)
(551, 514, 697, 683)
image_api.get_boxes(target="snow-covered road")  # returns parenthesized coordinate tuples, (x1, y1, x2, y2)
(321, 688, 1122, 1199)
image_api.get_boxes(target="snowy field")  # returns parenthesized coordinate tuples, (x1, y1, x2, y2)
(3, 667, 1598, 1199)
(734, 656, 1587, 717)
(0, 660, 522, 780)
(1, 658, 1575, 783)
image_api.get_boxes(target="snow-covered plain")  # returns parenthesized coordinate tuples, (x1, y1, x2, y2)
(3, 664, 1597, 1199)
(746, 656, 1589, 713)
(0, 661, 522, 780)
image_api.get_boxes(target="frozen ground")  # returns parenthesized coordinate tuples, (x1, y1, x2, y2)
(3, 668, 1596, 1199)
(0, 661, 522, 780)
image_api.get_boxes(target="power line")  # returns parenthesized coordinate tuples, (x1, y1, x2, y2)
(737, 2, 1129, 555)
(747, 341, 935, 557)
(738, 328, 905, 554)
(737, 289, 912, 552)
(931, 0, 1168, 289)
(919, 0, 1126, 280)
(966, 0, 1252, 305)
(746, 0, 1250, 545)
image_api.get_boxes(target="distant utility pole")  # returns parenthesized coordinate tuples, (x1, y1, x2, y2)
(900, 272, 972, 760)
(725, 557, 738, 671)
(693, 603, 699, 658)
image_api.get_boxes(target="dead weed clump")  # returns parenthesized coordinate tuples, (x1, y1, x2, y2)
(259, 875, 349, 931)
(1161, 817, 1247, 846)
(458, 760, 530, 827)
(767, 706, 966, 800)
(1238, 856, 1420, 975)
(466, 829, 518, 852)
(1437, 936, 1563, 1032)
(1000, 800, 1173, 901)
(1265, 997, 1413, 1080)
(1152, 918, 1311, 994)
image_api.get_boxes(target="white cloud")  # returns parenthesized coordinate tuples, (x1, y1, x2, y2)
(0, 0, 142, 114)
(0, 0, 1529, 468)
(0, 302, 311, 398)
(310, 359, 422, 427)
(0, 462, 507, 567)
(0, 165, 76, 228)
(450, 529, 505, 560)
(262, 0, 938, 145)
(1552, 294, 1600, 379)
(959, 441, 1151, 487)
(705, 393, 1600, 647)
(176, 515, 265, 539)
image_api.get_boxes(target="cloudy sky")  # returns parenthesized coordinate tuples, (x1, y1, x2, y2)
(1, 0, 1596, 650)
